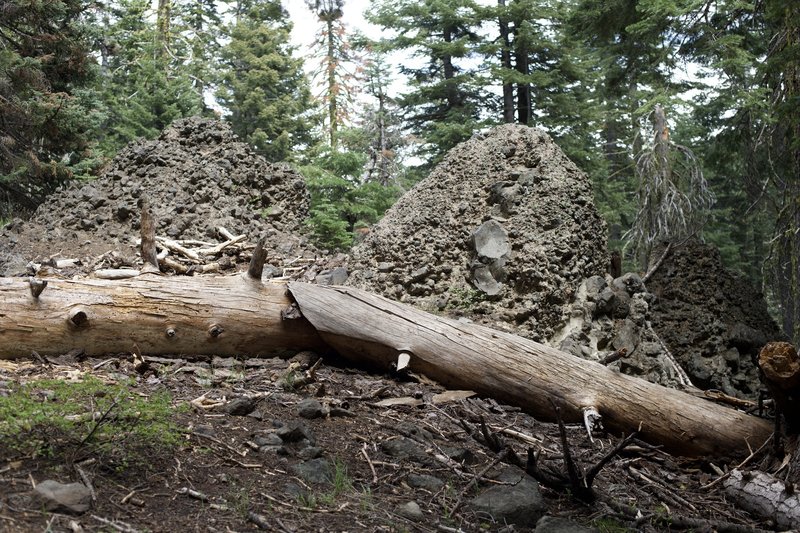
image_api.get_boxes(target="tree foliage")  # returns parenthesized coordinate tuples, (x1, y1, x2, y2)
(0, 0, 99, 213)
(216, 0, 312, 162)
(368, 0, 487, 164)
(1, 0, 799, 341)
(90, 0, 203, 156)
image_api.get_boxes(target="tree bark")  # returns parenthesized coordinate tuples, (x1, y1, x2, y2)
(498, 0, 515, 123)
(723, 469, 800, 529)
(0, 274, 325, 359)
(287, 282, 772, 458)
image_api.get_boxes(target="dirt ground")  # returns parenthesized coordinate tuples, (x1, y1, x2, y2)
(0, 351, 775, 533)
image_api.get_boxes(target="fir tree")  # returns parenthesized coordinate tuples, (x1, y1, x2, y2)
(0, 0, 100, 213)
(367, 0, 486, 164)
(216, 0, 312, 162)
(91, 0, 203, 156)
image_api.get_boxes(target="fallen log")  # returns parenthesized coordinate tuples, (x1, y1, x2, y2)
(287, 282, 773, 458)
(0, 273, 773, 457)
(0, 274, 325, 359)
(723, 469, 800, 529)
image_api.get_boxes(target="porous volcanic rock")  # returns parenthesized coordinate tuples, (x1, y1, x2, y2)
(345, 124, 609, 342)
(646, 240, 785, 397)
(0, 117, 316, 275)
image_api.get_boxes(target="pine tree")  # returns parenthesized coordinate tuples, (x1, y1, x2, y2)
(566, 0, 687, 252)
(305, 0, 360, 149)
(367, 0, 486, 164)
(357, 46, 405, 186)
(673, 0, 799, 340)
(0, 0, 100, 213)
(216, 0, 312, 162)
(91, 0, 203, 156)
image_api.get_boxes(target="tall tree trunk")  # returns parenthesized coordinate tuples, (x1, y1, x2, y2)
(498, 0, 514, 123)
(442, 25, 460, 112)
(156, 0, 171, 60)
(512, 22, 530, 124)
(326, 17, 338, 148)
(377, 88, 389, 185)
(191, 0, 206, 106)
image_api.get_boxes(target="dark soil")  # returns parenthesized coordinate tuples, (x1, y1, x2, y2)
(0, 353, 775, 533)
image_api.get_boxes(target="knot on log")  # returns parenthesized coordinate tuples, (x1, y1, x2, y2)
(281, 303, 302, 320)
(68, 309, 88, 328)
(165, 327, 177, 338)
(208, 324, 224, 338)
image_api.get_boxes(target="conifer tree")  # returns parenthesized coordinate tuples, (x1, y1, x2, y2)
(305, 0, 359, 149)
(367, 0, 486, 164)
(216, 0, 312, 162)
(0, 0, 99, 213)
(91, 0, 202, 156)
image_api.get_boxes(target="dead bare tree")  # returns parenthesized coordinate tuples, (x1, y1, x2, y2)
(625, 105, 715, 269)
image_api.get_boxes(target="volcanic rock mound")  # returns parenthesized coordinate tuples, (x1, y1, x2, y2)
(647, 240, 784, 397)
(0, 117, 316, 274)
(345, 124, 609, 342)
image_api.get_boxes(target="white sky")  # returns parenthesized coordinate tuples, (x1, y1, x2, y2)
(285, 0, 380, 49)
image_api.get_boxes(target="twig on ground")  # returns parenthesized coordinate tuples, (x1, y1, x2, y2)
(75, 460, 96, 502)
(90, 515, 140, 533)
(701, 433, 773, 490)
(361, 443, 378, 484)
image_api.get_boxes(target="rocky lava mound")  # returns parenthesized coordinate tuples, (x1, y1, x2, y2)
(0, 117, 318, 275)
(346, 124, 609, 343)
(647, 240, 785, 397)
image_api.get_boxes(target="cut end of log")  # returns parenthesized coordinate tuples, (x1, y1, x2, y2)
(759, 342, 800, 390)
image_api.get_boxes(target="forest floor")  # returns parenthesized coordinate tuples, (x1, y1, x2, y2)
(0, 351, 775, 533)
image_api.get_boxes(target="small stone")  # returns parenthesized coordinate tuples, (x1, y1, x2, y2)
(396, 501, 424, 522)
(224, 397, 257, 416)
(253, 433, 283, 447)
(380, 438, 434, 466)
(298, 446, 323, 460)
(192, 424, 216, 438)
(292, 458, 333, 485)
(277, 421, 314, 443)
(296, 398, 326, 419)
(406, 474, 444, 492)
(470, 467, 545, 527)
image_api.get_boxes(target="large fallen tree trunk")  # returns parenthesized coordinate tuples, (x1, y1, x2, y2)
(0, 274, 325, 358)
(0, 274, 772, 457)
(287, 282, 773, 458)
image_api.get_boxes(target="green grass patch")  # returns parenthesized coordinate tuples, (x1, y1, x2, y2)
(0, 375, 184, 466)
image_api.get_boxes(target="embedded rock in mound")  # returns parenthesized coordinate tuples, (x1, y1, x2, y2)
(345, 124, 609, 342)
(0, 117, 314, 274)
(647, 240, 784, 397)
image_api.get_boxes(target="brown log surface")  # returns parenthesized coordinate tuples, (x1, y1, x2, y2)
(288, 282, 772, 457)
(0, 275, 324, 359)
